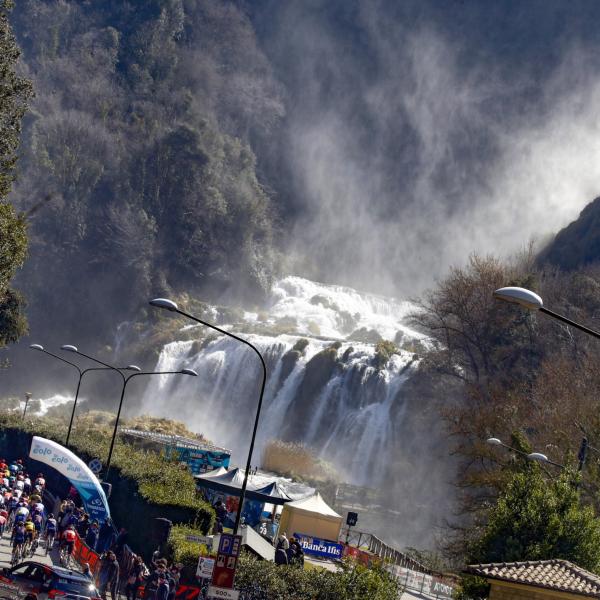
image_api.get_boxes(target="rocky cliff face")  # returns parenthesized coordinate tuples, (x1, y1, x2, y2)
(540, 197, 600, 270)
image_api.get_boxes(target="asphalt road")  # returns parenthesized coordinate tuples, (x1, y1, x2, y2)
(0, 530, 57, 570)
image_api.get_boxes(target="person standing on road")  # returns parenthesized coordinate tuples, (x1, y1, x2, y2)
(98, 551, 120, 600)
(124, 555, 145, 600)
(155, 575, 169, 600)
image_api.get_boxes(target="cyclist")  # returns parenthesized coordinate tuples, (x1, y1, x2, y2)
(12, 520, 25, 564)
(24, 517, 35, 543)
(44, 513, 57, 553)
(32, 510, 43, 537)
(61, 525, 77, 566)
(34, 474, 45, 489)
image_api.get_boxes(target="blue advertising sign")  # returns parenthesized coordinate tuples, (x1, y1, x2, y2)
(29, 436, 110, 524)
(166, 446, 230, 475)
(294, 533, 344, 560)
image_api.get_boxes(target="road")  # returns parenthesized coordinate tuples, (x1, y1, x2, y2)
(0, 530, 58, 570)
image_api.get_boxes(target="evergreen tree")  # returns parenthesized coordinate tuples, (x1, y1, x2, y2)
(0, 0, 32, 349)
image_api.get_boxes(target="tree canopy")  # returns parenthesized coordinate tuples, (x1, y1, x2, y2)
(0, 0, 32, 351)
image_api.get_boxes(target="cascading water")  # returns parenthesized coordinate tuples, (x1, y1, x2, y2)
(140, 276, 430, 489)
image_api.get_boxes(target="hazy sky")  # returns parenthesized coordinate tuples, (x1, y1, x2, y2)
(251, 0, 600, 296)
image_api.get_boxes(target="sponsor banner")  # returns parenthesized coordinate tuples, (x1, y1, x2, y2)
(294, 533, 344, 560)
(30, 436, 110, 524)
(167, 446, 231, 476)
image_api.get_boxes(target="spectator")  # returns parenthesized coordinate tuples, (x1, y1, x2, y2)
(155, 575, 169, 600)
(98, 551, 120, 600)
(85, 521, 99, 551)
(77, 513, 90, 538)
(124, 555, 145, 600)
(277, 532, 289, 550)
(274, 545, 288, 566)
(144, 558, 168, 600)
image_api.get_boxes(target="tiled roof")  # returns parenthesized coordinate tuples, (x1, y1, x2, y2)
(466, 559, 600, 597)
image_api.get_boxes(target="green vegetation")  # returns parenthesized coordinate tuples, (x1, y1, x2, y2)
(373, 340, 397, 370)
(167, 524, 212, 581)
(0, 0, 32, 351)
(458, 467, 600, 598)
(413, 253, 600, 569)
(0, 411, 214, 556)
(9, 0, 282, 344)
(234, 552, 399, 600)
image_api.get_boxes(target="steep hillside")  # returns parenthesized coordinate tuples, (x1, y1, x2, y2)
(540, 196, 600, 270)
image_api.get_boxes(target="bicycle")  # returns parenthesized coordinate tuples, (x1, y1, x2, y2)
(28, 536, 39, 557)
(11, 542, 23, 567)
(59, 544, 72, 569)
(45, 531, 55, 555)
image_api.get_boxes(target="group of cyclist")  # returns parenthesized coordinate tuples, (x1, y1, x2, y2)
(0, 458, 78, 566)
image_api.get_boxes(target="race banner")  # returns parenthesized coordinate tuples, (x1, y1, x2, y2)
(29, 435, 111, 524)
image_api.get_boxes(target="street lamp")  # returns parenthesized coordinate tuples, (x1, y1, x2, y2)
(23, 393, 32, 420)
(104, 368, 198, 479)
(29, 344, 137, 447)
(60, 344, 197, 478)
(486, 437, 565, 468)
(149, 297, 267, 534)
(493, 287, 600, 340)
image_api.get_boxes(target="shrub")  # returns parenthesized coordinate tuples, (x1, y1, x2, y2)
(373, 340, 397, 370)
(0, 411, 214, 559)
(234, 552, 400, 600)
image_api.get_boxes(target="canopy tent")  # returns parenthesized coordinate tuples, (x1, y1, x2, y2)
(278, 493, 342, 541)
(197, 466, 228, 479)
(195, 469, 292, 505)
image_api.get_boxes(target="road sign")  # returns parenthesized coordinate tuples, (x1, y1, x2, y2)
(196, 556, 215, 579)
(88, 458, 102, 474)
(346, 512, 358, 527)
(186, 534, 212, 547)
(207, 586, 239, 600)
(212, 534, 241, 589)
(218, 533, 241, 556)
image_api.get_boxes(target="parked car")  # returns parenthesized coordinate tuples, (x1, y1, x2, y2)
(0, 561, 100, 600)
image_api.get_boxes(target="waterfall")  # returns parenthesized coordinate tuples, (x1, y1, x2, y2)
(139, 276, 428, 489)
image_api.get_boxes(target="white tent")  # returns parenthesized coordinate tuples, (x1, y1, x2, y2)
(278, 493, 342, 541)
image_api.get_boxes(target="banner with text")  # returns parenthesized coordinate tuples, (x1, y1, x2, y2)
(30, 436, 110, 524)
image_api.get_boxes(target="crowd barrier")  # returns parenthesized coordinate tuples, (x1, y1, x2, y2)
(70, 532, 204, 600)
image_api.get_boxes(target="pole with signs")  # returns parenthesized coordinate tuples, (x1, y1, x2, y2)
(208, 533, 241, 599)
(345, 511, 358, 545)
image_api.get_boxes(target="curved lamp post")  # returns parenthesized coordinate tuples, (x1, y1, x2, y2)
(149, 297, 267, 534)
(30, 344, 138, 447)
(103, 367, 198, 480)
(493, 287, 600, 340)
(487, 437, 565, 469)
(61, 344, 197, 478)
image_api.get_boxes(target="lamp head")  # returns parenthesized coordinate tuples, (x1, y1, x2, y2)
(486, 437, 503, 446)
(181, 368, 198, 377)
(493, 287, 543, 310)
(61, 345, 78, 353)
(527, 452, 548, 463)
(125, 365, 141, 372)
(149, 298, 179, 312)
(29, 344, 44, 351)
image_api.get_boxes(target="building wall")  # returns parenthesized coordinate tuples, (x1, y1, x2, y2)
(489, 580, 590, 600)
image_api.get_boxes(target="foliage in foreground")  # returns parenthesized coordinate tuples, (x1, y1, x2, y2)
(0, 0, 32, 351)
(235, 552, 399, 600)
(0, 411, 213, 522)
(456, 467, 600, 599)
